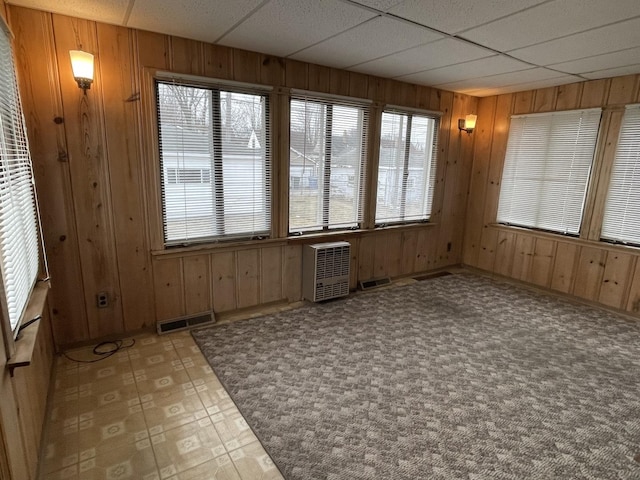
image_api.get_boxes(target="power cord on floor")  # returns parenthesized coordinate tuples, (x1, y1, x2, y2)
(62, 338, 136, 363)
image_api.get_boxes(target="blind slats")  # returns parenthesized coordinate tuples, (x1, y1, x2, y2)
(157, 81, 270, 245)
(497, 109, 601, 235)
(601, 104, 640, 245)
(0, 25, 40, 332)
(288, 94, 368, 233)
(375, 110, 439, 224)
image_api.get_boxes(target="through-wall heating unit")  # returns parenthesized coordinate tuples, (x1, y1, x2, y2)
(303, 241, 351, 302)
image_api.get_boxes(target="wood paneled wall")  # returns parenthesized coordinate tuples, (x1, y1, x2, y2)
(9, 6, 476, 346)
(464, 75, 640, 318)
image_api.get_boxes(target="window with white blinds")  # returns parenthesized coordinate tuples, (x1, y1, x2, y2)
(375, 109, 439, 225)
(156, 80, 270, 245)
(0, 23, 40, 333)
(289, 93, 369, 233)
(601, 104, 640, 246)
(497, 108, 601, 235)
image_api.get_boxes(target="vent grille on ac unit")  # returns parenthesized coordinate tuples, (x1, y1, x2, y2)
(303, 241, 351, 302)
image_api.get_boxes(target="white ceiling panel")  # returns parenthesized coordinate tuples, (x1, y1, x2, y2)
(218, 0, 376, 57)
(7, 0, 130, 25)
(549, 47, 640, 75)
(388, 0, 547, 34)
(509, 16, 640, 66)
(436, 67, 568, 92)
(462, 75, 582, 97)
(350, 38, 494, 77)
(127, 0, 264, 44)
(582, 64, 640, 80)
(463, 0, 640, 52)
(346, 0, 405, 11)
(397, 55, 532, 85)
(291, 16, 442, 69)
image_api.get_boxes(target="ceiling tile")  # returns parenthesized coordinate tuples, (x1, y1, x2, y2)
(461, 75, 582, 97)
(346, 0, 405, 11)
(127, 0, 264, 44)
(218, 0, 376, 57)
(582, 64, 640, 80)
(7, 0, 130, 24)
(549, 47, 640, 75)
(508, 16, 640, 66)
(388, 0, 546, 34)
(397, 55, 531, 85)
(350, 38, 494, 77)
(291, 16, 442, 69)
(463, 0, 640, 52)
(436, 67, 568, 92)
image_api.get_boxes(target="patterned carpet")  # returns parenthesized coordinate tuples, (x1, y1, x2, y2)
(192, 273, 640, 479)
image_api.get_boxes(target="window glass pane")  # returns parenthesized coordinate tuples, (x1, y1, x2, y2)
(497, 109, 601, 235)
(289, 96, 368, 233)
(157, 82, 270, 245)
(601, 105, 640, 245)
(376, 110, 438, 224)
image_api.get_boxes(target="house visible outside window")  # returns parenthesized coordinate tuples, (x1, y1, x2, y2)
(0, 21, 41, 336)
(289, 93, 369, 233)
(375, 109, 439, 225)
(601, 104, 640, 246)
(156, 80, 270, 245)
(497, 108, 601, 235)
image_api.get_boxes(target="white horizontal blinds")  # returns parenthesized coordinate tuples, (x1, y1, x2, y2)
(289, 94, 368, 233)
(497, 109, 601, 235)
(601, 105, 640, 245)
(0, 25, 40, 332)
(157, 81, 270, 245)
(375, 110, 439, 224)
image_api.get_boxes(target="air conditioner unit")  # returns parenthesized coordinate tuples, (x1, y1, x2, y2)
(303, 241, 351, 302)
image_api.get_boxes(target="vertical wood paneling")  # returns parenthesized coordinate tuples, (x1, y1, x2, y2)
(170, 36, 203, 75)
(573, 247, 606, 300)
(136, 30, 170, 69)
(330, 68, 350, 97)
(308, 63, 330, 93)
(10, 7, 88, 343)
(283, 245, 302, 301)
(153, 257, 184, 321)
(493, 230, 516, 277)
(236, 249, 260, 309)
(373, 232, 390, 278)
(348, 237, 359, 290)
(555, 82, 582, 110)
(533, 87, 557, 112)
(598, 252, 634, 309)
(580, 79, 608, 108)
(387, 232, 403, 278)
(348, 72, 368, 99)
(260, 55, 284, 86)
(97, 23, 155, 331)
(183, 255, 211, 314)
(233, 49, 260, 83)
(511, 235, 534, 282)
(513, 90, 534, 114)
(477, 229, 498, 272)
(401, 230, 419, 275)
(606, 74, 639, 105)
(52, 15, 124, 339)
(204, 43, 233, 80)
(550, 242, 578, 293)
(284, 59, 308, 89)
(211, 252, 237, 312)
(261, 246, 283, 303)
(530, 238, 555, 287)
(358, 235, 375, 281)
(626, 263, 640, 314)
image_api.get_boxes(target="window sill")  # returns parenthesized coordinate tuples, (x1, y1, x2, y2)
(7, 281, 49, 376)
(152, 237, 289, 258)
(287, 221, 437, 242)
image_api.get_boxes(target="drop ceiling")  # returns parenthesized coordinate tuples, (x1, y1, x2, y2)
(8, 0, 640, 96)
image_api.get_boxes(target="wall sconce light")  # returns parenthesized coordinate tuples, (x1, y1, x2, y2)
(69, 50, 94, 94)
(458, 114, 477, 134)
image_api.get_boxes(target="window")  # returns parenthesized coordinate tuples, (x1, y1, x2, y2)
(601, 105, 640, 246)
(289, 93, 369, 233)
(156, 80, 270, 245)
(0, 22, 40, 335)
(497, 108, 601, 235)
(375, 109, 439, 225)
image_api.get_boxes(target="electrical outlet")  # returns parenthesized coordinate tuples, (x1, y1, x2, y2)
(96, 292, 108, 308)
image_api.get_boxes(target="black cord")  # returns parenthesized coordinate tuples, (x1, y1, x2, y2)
(17, 315, 41, 335)
(62, 338, 136, 363)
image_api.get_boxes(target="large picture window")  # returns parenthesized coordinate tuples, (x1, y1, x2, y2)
(601, 105, 640, 246)
(289, 93, 368, 233)
(0, 22, 40, 335)
(375, 109, 439, 225)
(156, 80, 270, 245)
(497, 109, 601, 235)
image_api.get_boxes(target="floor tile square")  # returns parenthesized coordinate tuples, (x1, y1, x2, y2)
(229, 441, 284, 480)
(167, 455, 241, 480)
(212, 408, 258, 452)
(141, 386, 207, 434)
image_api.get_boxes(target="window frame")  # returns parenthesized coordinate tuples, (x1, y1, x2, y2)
(150, 72, 274, 249)
(374, 106, 441, 227)
(288, 90, 371, 235)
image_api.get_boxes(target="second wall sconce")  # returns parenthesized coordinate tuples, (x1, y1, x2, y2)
(69, 50, 94, 94)
(458, 114, 477, 134)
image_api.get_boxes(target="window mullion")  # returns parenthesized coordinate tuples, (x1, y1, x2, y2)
(211, 90, 225, 236)
(322, 104, 333, 229)
(400, 114, 412, 221)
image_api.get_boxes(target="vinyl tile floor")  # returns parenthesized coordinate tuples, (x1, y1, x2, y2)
(40, 330, 284, 480)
